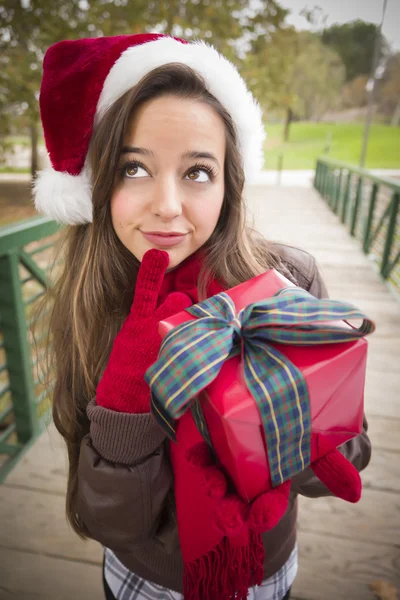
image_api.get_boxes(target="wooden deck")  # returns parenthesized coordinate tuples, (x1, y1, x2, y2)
(1, 185, 399, 600)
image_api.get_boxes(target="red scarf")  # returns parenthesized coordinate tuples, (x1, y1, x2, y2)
(158, 252, 265, 599)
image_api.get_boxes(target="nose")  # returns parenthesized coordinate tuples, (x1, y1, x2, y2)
(150, 176, 183, 221)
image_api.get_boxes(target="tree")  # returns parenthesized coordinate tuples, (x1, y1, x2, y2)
(0, 0, 288, 175)
(377, 52, 400, 126)
(322, 20, 389, 82)
(341, 75, 369, 109)
(0, 0, 92, 175)
(243, 29, 345, 140)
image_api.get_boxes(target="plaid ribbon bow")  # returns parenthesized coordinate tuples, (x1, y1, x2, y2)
(145, 287, 375, 486)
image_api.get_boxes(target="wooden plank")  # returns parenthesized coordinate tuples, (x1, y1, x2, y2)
(298, 488, 400, 546)
(312, 265, 385, 287)
(362, 448, 400, 494)
(368, 415, 400, 451)
(4, 425, 67, 494)
(364, 371, 400, 418)
(292, 531, 400, 600)
(0, 486, 102, 564)
(364, 339, 400, 372)
(0, 546, 103, 600)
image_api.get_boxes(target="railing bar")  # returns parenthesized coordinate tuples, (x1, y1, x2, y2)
(0, 422, 16, 445)
(29, 242, 54, 256)
(342, 172, 352, 224)
(0, 217, 61, 257)
(27, 306, 53, 329)
(31, 348, 47, 369)
(0, 405, 13, 423)
(19, 250, 48, 288)
(351, 177, 363, 237)
(333, 169, 342, 214)
(316, 157, 400, 191)
(21, 275, 35, 285)
(35, 384, 54, 406)
(385, 249, 400, 279)
(368, 201, 394, 248)
(0, 442, 21, 457)
(45, 258, 63, 272)
(381, 192, 400, 278)
(24, 291, 46, 307)
(0, 384, 11, 399)
(363, 183, 379, 253)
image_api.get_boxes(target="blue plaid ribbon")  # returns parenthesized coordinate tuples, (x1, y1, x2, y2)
(145, 287, 375, 486)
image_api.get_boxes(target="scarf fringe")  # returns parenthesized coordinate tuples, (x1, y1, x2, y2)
(183, 531, 265, 600)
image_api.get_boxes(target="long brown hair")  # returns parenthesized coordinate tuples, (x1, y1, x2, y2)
(40, 63, 289, 538)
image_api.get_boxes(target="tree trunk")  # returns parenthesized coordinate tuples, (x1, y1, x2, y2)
(391, 100, 400, 127)
(283, 107, 293, 142)
(30, 120, 38, 177)
(167, 0, 175, 33)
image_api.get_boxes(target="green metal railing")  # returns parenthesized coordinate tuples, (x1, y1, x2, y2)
(0, 217, 61, 482)
(314, 158, 400, 292)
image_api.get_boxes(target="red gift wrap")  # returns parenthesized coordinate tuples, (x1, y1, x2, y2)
(159, 269, 368, 502)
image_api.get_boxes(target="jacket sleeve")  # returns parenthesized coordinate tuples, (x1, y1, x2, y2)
(76, 400, 178, 554)
(290, 257, 372, 498)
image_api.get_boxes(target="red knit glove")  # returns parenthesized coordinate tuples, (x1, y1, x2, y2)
(96, 249, 192, 414)
(186, 442, 361, 538)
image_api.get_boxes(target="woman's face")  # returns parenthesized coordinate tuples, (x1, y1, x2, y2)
(111, 95, 226, 270)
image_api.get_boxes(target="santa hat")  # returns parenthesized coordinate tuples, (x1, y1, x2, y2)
(34, 33, 265, 225)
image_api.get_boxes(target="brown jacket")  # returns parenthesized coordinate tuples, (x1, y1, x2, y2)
(77, 244, 371, 592)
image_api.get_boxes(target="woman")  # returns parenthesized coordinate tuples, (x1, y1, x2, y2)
(34, 33, 371, 600)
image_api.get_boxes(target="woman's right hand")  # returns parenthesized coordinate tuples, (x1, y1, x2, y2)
(96, 249, 192, 414)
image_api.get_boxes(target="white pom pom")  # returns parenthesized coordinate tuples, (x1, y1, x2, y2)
(33, 167, 93, 225)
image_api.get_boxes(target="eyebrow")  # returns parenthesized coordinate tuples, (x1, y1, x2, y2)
(120, 146, 220, 167)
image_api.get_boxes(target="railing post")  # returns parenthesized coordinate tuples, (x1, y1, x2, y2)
(328, 169, 336, 208)
(363, 183, 378, 253)
(320, 164, 325, 196)
(342, 172, 352, 224)
(320, 165, 328, 198)
(0, 251, 38, 443)
(314, 161, 320, 190)
(324, 165, 331, 201)
(381, 192, 400, 278)
(351, 177, 363, 236)
(328, 168, 334, 204)
(333, 169, 343, 214)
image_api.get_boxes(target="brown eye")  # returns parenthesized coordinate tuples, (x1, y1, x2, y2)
(122, 163, 148, 179)
(126, 165, 138, 177)
(186, 168, 211, 183)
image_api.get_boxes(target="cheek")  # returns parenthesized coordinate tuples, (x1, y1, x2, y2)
(194, 191, 224, 235)
(110, 189, 132, 228)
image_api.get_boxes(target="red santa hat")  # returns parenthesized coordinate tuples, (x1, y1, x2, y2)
(34, 33, 265, 225)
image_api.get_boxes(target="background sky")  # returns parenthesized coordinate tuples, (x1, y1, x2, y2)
(280, 0, 400, 51)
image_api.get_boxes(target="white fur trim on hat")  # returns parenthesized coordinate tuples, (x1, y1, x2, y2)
(33, 167, 92, 225)
(97, 38, 265, 183)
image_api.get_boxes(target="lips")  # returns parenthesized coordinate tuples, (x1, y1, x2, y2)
(141, 231, 188, 247)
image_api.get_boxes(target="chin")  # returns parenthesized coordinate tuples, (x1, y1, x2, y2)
(164, 248, 191, 271)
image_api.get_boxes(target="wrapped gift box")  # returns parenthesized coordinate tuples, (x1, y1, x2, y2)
(157, 269, 369, 502)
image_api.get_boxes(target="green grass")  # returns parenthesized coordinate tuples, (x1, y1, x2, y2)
(3, 136, 31, 147)
(264, 122, 400, 170)
(0, 167, 30, 173)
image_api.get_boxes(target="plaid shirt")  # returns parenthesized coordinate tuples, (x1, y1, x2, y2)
(104, 544, 298, 600)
